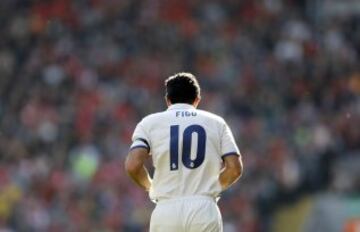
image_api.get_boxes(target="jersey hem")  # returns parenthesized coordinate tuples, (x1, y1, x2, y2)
(136, 138, 150, 148)
(130, 145, 150, 152)
(221, 152, 240, 159)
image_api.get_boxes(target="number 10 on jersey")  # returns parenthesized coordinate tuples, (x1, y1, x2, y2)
(169, 124, 206, 171)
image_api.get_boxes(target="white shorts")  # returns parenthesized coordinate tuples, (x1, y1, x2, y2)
(150, 196, 223, 232)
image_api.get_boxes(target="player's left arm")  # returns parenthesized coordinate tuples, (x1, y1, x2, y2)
(125, 147, 152, 191)
(219, 120, 243, 191)
(219, 154, 243, 191)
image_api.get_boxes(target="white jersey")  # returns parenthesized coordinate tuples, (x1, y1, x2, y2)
(130, 103, 240, 201)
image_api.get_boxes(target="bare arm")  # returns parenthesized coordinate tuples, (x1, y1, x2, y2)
(125, 148, 152, 192)
(219, 154, 243, 191)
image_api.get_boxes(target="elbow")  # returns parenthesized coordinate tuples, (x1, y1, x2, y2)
(231, 162, 243, 179)
(232, 167, 242, 179)
(238, 161, 243, 177)
(125, 159, 141, 176)
(237, 156, 243, 178)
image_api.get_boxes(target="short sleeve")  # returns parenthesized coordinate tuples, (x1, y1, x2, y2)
(130, 120, 151, 152)
(220, 122, 240, 159)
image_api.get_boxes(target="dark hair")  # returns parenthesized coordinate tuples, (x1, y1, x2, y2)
(165, 72, 201, 104)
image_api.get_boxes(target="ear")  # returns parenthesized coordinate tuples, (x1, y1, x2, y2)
(165, 96, 172, 107)
(193, 96, 201, 108)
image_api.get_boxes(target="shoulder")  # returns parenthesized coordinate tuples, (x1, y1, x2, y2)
(138, 111, 167, 125)
(196, 109, 226, 125)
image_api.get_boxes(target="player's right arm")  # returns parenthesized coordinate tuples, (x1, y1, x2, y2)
(219, 154, 243, 190)
(125, 147, 152, 191)
(125, 119, 152, 192)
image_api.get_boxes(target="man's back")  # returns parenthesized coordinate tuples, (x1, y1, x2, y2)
(131, 103, 239, 201)
(125, 72, 242, 232)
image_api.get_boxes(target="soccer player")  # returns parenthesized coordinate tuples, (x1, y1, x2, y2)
(125, 72, 243, 232)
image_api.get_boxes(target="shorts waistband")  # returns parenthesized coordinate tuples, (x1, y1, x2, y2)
(155, 195, 217, 204)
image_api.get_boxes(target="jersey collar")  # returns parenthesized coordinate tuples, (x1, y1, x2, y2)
(167, 103, 195, 111)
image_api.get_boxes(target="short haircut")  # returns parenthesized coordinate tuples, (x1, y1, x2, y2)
(165, 72, 201, 104)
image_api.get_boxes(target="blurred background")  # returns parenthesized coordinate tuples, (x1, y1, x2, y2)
(0, 0, 359, 231)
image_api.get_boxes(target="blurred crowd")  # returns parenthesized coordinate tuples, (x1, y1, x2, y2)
(0, 0, 359, 231)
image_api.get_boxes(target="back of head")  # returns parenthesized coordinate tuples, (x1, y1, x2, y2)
(165, 72, 201, 104)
